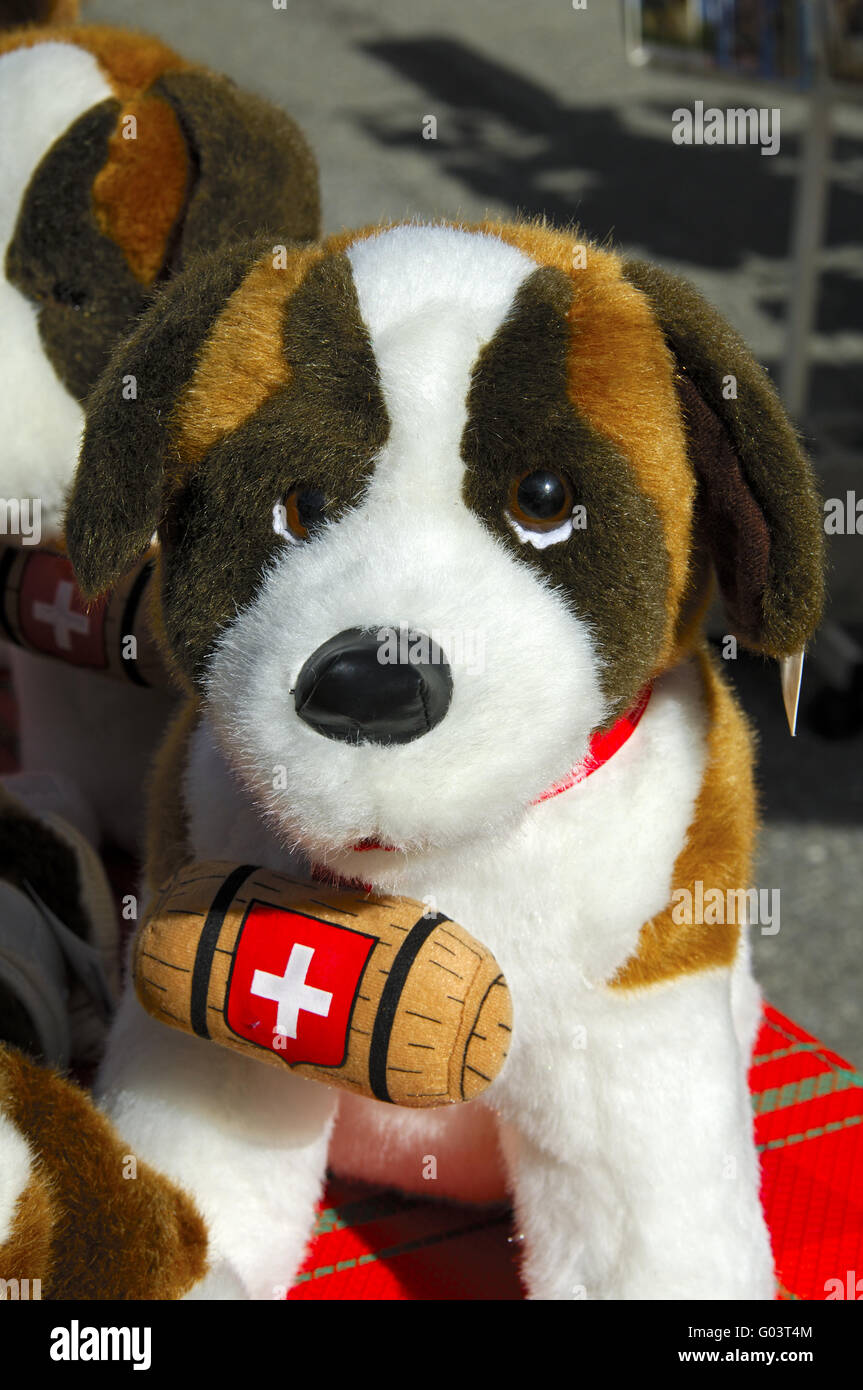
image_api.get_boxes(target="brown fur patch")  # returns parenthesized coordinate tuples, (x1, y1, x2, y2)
(0, 1150, 55, 1288)
(92, 93, 189, 285)
(66, 237, 269, 598)
(610, 647, 755, 988)
(477, 220, 694, 665)
(670, 544, 714, 663)
(0, 1045, 208, 1299)
(622, 258, 825, 658)
(462, 265, 669, 722)
(153, 68, 320, 259)
(170, 247, 325, 471)
(152, 253, 389, 684)
(5, 98, 148, 403)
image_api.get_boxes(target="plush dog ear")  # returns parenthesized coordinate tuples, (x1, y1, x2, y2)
(622, 260, 824, 658)
(152, 70, 320, 264)
(64, 238, 266, 599)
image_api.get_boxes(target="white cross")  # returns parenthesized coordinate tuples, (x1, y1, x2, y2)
(251, 943, 333, 1040)
(31, 580, 90, 651)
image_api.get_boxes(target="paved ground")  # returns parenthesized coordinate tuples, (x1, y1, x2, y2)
(89, 0, 863, 1063)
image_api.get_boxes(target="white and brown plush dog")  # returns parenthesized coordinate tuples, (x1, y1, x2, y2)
(66, 220, 824, 1300)
(0, 14, 319, 850)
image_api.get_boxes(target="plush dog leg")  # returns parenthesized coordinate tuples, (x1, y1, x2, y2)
(497, 969, 774, 1301)
(97, 981, 337, 1300)
(0, 1044, 208, 1298)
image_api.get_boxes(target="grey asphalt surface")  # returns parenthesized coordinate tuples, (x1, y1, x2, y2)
(88, 0, 863, 1063)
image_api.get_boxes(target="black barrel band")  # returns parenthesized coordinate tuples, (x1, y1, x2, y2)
(368, 911, 448, 1103)
(190, 864, 257, 1038)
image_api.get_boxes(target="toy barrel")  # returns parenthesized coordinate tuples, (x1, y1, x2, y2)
(134, 861, 512, 1108)
(0, 540, 170, 688)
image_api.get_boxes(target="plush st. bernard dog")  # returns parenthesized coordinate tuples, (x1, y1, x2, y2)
(65, 220, 824, 1300)
(0, 17, 319, 850)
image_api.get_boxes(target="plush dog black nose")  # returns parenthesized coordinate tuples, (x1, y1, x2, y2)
(293, 627, 453, 745)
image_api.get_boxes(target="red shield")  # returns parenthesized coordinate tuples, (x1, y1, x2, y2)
(225, 901, 376, 1067)
(18, 552, 107, 667)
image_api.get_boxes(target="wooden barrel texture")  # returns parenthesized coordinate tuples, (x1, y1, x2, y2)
(134, 860, 512, 1107)
(0, 539, 170, 688)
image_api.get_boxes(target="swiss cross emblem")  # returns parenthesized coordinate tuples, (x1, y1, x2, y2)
(225, 901, 376, 1067)
(18, 553, 107, 667)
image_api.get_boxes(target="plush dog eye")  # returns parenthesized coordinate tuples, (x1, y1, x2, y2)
(273, 487, 327, 544)
(509, 470, 573, 527)
(505, 469, 576, 548)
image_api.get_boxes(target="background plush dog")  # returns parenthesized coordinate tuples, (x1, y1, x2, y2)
(0, 13, 319, 850)
(64, 219, 824, 1299)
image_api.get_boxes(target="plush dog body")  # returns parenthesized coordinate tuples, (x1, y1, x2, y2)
(67, 221, 824, 1299)
(0, 20, 319, 848)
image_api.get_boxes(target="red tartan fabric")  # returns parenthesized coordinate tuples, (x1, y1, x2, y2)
(754, 1005, 863, 1301)
(0, 667, 859, 1301)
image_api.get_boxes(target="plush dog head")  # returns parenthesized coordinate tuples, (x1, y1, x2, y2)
(0, 19, 319, 537)
(66, 221, 824, 858)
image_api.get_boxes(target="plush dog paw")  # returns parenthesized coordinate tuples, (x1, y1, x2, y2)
(0, 1045, 211, 1298)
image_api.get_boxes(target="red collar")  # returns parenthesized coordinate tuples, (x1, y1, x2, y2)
(531, 682, 652, 804)
(350, 683, 652, 853)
